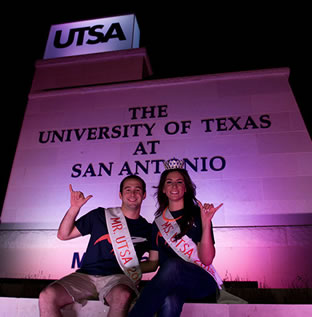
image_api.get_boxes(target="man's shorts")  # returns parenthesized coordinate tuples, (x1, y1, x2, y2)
(51, 272, 138, 307)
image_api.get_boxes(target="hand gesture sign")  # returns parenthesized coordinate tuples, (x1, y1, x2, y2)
(197, 200, 223, 227)
(69, 184, 93, 209)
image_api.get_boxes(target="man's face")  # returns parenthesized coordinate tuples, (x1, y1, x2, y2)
(119, 178, 146, 210)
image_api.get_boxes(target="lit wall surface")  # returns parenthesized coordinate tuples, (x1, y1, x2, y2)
(1, 67, 311, 287)
(2, 68, 311, 227)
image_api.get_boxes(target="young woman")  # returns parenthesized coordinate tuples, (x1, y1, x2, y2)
(129, 158, 223, 317)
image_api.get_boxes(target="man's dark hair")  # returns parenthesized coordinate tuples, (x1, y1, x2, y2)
(119, 175, 146, 194)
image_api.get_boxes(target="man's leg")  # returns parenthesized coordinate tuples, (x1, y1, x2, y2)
(39, 283, 74, 317)
(105, 284, 135, 317)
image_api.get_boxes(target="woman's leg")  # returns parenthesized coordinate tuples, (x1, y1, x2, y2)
(178, 260, 218, 301)
(128, 258, 184, 317)
(157, 293, 185, 317)
(128, 258, 217, 317)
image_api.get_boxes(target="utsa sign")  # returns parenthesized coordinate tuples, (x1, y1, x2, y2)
(44, 14, 140, 59)
(53, 23, 126, 48)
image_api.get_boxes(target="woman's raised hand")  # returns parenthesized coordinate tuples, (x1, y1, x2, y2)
(69, 184, 93, 209)
(197, 200, 223, 225)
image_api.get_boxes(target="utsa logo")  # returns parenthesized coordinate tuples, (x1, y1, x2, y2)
(53, 23, 126, 49)
(156, 231, 166, 247)
(94, 233, 112, 246)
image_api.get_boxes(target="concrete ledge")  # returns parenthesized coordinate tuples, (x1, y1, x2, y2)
(2, 278, 312, 305)
(30, 48, 153, 92)
(0, 298, 311, 317)
(0, 278, 254, 302)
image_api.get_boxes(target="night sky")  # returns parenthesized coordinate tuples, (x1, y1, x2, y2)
(1, 4, 310, 212)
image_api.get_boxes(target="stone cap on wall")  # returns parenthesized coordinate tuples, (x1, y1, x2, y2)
(30, 48, 153, 92)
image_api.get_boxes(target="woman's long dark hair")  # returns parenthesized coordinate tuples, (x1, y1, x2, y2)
(154, 168, 199, 239)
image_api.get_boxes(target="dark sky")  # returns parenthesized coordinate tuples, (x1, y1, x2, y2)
(1, 4, 310, 211)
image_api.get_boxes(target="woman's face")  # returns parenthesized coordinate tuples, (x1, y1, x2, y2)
(162, 171, 186, 203)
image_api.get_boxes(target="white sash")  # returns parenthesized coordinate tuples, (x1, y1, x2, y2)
(105, 207, 142, 285)
(155, 208, 223, 289)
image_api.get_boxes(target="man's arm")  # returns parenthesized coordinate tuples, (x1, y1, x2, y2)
(140, 250, 159, 273)
(57, 184, 93, 241)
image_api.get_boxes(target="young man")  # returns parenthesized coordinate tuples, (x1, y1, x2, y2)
(39, 175, 151, 317)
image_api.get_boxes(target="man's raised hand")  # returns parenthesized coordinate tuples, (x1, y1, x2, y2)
(69, 184, 93, 209)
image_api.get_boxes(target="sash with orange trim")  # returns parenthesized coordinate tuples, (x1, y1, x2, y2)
(105, 207, 142, 286)
(155, 207, 223, 289)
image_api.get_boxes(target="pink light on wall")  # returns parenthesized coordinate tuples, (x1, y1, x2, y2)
(2, 67, 311, 227)
(0, 57, 311, 288)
